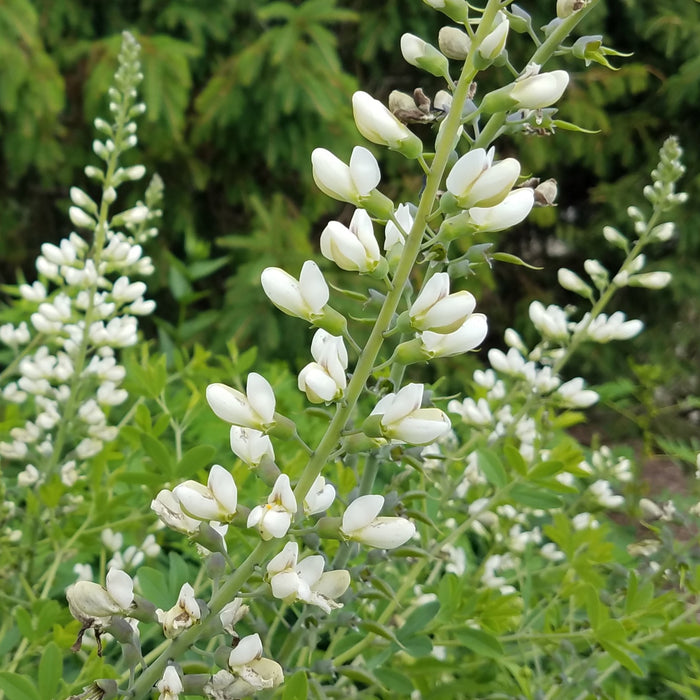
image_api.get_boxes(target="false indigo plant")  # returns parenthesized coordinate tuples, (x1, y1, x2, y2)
(1, 3, 699, 700)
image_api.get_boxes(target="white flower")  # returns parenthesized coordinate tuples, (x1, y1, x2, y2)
(157, 583, 201, 638)
(267, 542, 350, 613)
(557, 377, 598, 408)
(370, 383, 451, 445)
(352, 91, 422, 157)
(261, 260, 329, 322)
(419, 314, 488, 358)
(247, 474, 297, 540)
(229, 426, 275, 468)
(478, 11, 509, 60)
(409, 273, 476, 333)
(320, 209, 383, 274)
(206, 373, 276, 431)
(311, 146, 380, 204)
(298, 330, 348, 404)
(400, 33, 450, 78)
(529, 301, 569, 340)
(588, 480, 624, 508)
(628, 271, 672, 289)
(558, 268, 593, 298)
(468, 188, 534, 232)
(510, 70, 570, 109)
(384, 203, 414, 254)
(156, 666, 183, 700)
(341, 494, 416, 549)
(151, 489, 201, 535)
(446, 148, 520, 209)
(303, 475, 336, 515)
(66, 568, 134, 628)
(173, 464, 238, 522)
(579, 312, 644, 342)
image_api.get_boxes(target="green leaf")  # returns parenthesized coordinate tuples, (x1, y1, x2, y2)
(15, 607, 34, 642)
(503, 444, 527, 476)
(401, 635, 433, 657)
(336, 665, 383, 688)
(510, 483, 562, 509)
(176, 445, 217, 478)
(527, 460, 566, 479)
(374, 668, 414, 694)
(455, 627, 504, 659)
(360, 620, 404, 649)
(282, 670, 308, 700)
(478, 449, 508, 488)
(492, 252, 543, 270)
(0, 673, 41, 700)
(38, 642, 61, 699)
(599, 640, 643, 676)
(140, 433, 173, 476)
(398, 601, 440, 639)
(551, 119, 600, 134)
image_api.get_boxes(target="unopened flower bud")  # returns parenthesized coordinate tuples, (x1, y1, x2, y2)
(438, 26, 471, 60)
(400, 33, 450, 80)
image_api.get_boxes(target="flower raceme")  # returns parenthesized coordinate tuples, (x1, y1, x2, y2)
(340, 495, 416, 549)
(366, 383, 451, 445)
(320, 209, 385, 275)
(352, 91, 423, 158)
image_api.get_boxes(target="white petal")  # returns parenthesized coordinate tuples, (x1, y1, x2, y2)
(271, 473, 297, 513)
(246, 372, 276, 424)
(313, 569, 351, 600)
(260, 267, 307, 318)
(296, 555, 325, 586)
(312, 148, 355, 201)
(342, 494, 384, 534)
(208, 464, 238, 515)
(270, 570, 300, 599)
(410, 273, 450, 318)
(267, 541, 299, 574)
(299, 261, 329, 313)
(349, 146, 380, 195)
(262, 510, 292, 539)
(381, 383, 424, 426)
(446, 148, 488, 198)
(206, 383, 257, 427)
(354, 517, 416, 549)
(106, 569, 134, 609)
(229, 633, 263, 667)
(174, 481, 221, 521)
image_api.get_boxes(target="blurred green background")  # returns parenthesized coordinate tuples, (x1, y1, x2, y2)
(1, 0, 698, 443)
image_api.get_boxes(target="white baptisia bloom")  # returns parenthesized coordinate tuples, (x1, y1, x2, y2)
(419, 314, 488, 358)
(298, 330, 348, 404)
(156, 666, 183, 700)
(230, 426, 275, 468)
(303, 475, 336, 515)
(261, 260, 329, 322)
(151, 489, 201, 535)
(341, 494, 416, 549)
(352, 91, 423, 158)
(410, 273, 476, 333)
(66, 568, 134, 628)
(204, 634, 284, 697)
(267, 541, 350, 613)
(247, 474, 298, 540)
(370, 383, 451, 445)
(173, 464, 238, 522)
(468, 188, 534, 232)
(478, 11, 509, 61)
(510, 70, 570, 110)
(157, 582, 201, 639)
(577, 311, 644, 342)
(557, 377, 599, 408)
(206, 373, 276, 431)
(311, 146, 380, 205)
(446, 147, 520, 209)
(400, 33, 450, 78)
(320, 209, 383, 274)
(529, 301, 569, 341)
(384, 203, 415, 253)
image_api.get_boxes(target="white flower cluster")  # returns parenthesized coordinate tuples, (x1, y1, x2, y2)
(0, 34, 160, 482)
